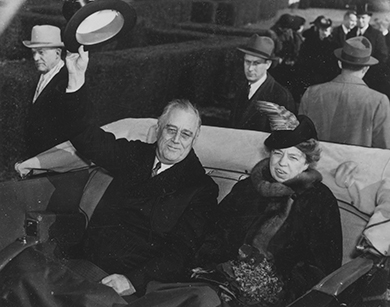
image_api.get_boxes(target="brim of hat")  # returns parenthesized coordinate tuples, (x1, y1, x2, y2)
(63, 0, 137, 52)
(23, 41, 65, 48)
(334, 48, 378, 66)
(237, 47, 278, 61)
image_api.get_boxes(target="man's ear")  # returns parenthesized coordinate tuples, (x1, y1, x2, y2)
(192, 127, 201, 146)
(265, 60, 272, 70)
(337, 60, 342, 69)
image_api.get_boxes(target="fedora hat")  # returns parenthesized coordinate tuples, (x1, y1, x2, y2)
(63, 0, 137, 52)
(334, 36, 378, 66)
(23, 25, 64, 49)
(237, 35, 277, 60)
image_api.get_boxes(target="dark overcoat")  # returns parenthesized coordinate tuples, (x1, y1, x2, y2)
(71, 126, 219, 294)
(24, 66, 89, 158)
(230, 74, 296, 132)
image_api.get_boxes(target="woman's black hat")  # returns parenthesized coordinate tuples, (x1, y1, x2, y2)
(257, 101, 318, 149)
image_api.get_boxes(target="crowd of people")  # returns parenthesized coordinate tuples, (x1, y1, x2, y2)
(0, 3, 389, 307)
(235, 4, 390, 149)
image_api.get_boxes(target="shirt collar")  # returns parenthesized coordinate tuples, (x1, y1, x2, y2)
(153, 157, 173, 175)
(341, 24, 350, 34)
(248, 73, 268, 99)
(359, 25, 369, 35)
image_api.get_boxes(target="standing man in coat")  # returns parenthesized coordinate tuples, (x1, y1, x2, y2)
(299, 36, 390, 149)
(230, 34, 296, 132)
(22, 25, 89, 158)
(332, 10, 357, 48)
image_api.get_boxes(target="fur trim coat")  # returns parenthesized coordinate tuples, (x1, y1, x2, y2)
(196, 158, 342, 305)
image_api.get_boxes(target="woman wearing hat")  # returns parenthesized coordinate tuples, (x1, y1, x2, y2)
(189, 102, 342, 306)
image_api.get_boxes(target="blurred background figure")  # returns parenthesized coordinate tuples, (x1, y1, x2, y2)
(269, 14, 306, 106)
(373, 17, 390, 65)
(292, 15, 339, 105)
(332, 10, 357, 47)
(347, 4, 389, 99)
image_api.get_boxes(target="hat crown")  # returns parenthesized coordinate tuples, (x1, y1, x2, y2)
(239, 34, 275, 59)
(344, 36, 371, 58)
(278, 14, 294, 28)
(356, 3, 372, 16)
(31, 25, 62, 45)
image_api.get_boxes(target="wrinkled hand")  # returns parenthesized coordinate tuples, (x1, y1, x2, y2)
(65, 45, 89, 91)
(66, 45, 89, 75)
(101, 274, 136, 296)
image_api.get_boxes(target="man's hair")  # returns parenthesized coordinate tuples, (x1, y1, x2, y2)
(340, 61, 367, 71)
(295, 138, 321, 168)
(344, 10, 357, 19)
(158, 99, 202, 129)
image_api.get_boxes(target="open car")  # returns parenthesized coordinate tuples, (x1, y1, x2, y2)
(1, 118, 390, 306)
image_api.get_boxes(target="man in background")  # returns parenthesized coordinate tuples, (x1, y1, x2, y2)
(332, 10, 357, 47)
(347, 4, 389, 98)
(300, 36, 390, 149)
(230, 34, 295, 132)
(22, 25, 88, 158)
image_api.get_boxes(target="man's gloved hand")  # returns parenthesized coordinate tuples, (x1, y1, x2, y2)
(101, 274, 136, 296)
(65, 45, 89, 92)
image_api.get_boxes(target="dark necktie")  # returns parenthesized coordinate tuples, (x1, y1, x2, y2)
(151, 161, 161, 177)
(247, 83, 251, 99)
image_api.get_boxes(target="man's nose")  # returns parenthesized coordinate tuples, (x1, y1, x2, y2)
(172, 132, 180, 143)
(32, 53, 40, 61)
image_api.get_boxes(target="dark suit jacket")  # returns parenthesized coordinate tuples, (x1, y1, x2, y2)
(347, 25, 388, 63)
(24, 65, 89, 158)
(230, 74, 296, 132)
(332, 25, 347, 48)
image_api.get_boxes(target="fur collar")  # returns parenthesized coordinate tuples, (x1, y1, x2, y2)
(250, 158, 322, 199)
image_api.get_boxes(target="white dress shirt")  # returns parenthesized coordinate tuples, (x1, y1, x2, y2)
(33, 60, 64, 103)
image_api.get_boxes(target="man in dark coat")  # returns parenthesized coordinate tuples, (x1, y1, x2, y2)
(0, 48, 218, 307)
(22, 25, 89, 158)
(332, 10, 357, 48)
(230, 35, 296, 132)
(294, 16, 340, 101)
(72, 99, 219, 297)
(347, 5, 390, 98)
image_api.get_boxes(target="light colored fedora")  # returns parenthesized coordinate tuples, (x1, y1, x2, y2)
(23, 25, 64, 49)
(334, 36, 378, 66)
(237, 34, 278, 60)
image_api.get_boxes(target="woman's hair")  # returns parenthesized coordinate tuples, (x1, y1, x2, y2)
(295, 138, 321, 168)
